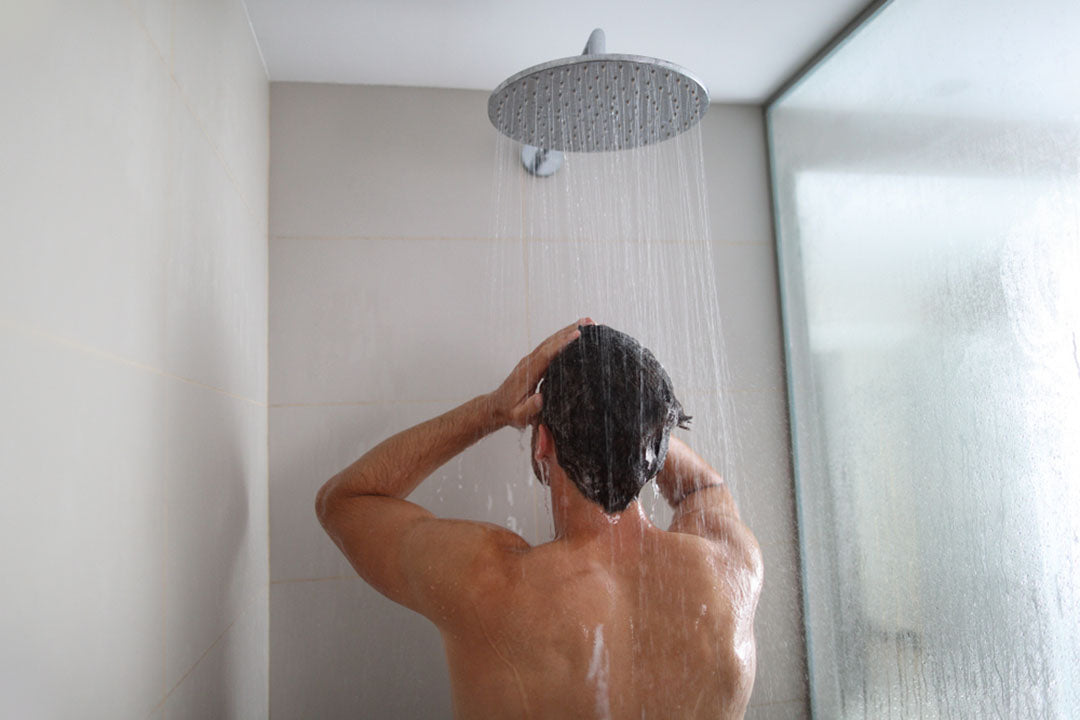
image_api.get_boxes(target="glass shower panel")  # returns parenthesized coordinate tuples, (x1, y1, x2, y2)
(768, 0, 1080, 717)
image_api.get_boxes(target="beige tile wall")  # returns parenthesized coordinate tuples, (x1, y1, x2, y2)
(0, 1, 268, 717)
(269, 82, 806, 718)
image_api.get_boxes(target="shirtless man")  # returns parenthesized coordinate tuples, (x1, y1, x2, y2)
(316, 320, 763, 719)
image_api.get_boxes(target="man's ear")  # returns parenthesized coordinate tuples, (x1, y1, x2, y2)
(533, 423, 554, 461)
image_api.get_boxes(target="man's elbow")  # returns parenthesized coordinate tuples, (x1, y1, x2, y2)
(315, 478, 339, 528)
(316, 470, 386, 528)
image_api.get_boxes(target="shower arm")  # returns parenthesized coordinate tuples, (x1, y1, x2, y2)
(582, 28, 606, 56)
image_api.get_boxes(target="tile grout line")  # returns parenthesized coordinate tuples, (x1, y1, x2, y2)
(272, 234, 528, 244)
(160, 473, 169, 717)
(271, 575, 356, 585)
(747, 697, 807, 709)
(708, 385, 785, 396)
(264, 56, 272, 720)
(237, 0, 270, 79)
(148, 586, 266, 718)
(269, 400, 385, 408)
(269, 398, 479, 408)
(122, 0, 264, 229)
(267, 386, 783, 410)
(161, 5, 175, 710)
(0, 317, 267, 408)
(144, 598, 248, 719)
(170, 67, 261, 224)
(168, 0, 174, 75)
(268, 233, 752, 247)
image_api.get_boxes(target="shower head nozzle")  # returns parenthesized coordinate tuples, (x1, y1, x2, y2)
(488, 29, 709, 153)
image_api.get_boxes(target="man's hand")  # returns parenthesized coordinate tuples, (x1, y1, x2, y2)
(486, 318, 593, 429)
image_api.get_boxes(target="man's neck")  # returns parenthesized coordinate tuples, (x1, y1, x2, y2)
(548, 471, 654, 546)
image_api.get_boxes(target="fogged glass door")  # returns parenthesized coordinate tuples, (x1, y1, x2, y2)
(768, 0, 1080, 717)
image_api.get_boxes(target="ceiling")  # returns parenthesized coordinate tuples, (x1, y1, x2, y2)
(243, 0, 872, 103)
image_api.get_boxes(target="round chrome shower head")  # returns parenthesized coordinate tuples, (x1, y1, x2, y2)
(489, 38, 709, 153)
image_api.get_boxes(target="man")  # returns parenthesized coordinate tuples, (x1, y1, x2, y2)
(316, 320, 763, 719)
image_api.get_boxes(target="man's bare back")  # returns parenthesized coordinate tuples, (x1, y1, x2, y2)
(442, 515, 761, 719)
(316, 322, 763, 719)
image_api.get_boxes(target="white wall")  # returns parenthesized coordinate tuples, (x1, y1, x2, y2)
(270, 82, 807, 719)
(0, 1, 269, 717)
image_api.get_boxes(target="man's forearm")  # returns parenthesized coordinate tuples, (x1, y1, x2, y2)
(317, 394, 501, 511)
(315, 321, 583, 521)
(655, 437, 724, 506)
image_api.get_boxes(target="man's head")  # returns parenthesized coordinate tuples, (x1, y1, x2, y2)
(534, 324, 691, 514)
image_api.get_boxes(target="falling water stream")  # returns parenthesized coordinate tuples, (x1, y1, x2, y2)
(487, 119, 740, 545)
(459, 56, 765, 716)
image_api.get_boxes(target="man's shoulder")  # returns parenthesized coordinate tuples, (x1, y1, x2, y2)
(665, 504, 762, 571)
(656, 523, 763, 591)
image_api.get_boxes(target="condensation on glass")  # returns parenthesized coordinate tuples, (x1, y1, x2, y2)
(768, 0, 1080, 717)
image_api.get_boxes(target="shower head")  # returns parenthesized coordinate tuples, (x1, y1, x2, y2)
(488, 28, 709, 153)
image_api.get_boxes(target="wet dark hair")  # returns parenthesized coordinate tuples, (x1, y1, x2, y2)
(539, 324, 691, 514)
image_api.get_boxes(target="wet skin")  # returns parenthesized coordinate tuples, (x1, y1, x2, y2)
(316, 321, 763, 719)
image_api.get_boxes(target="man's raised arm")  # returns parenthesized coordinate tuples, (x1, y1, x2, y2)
(656, 437, 762, 567)
(315, 395, 497, 515)
(314, 321, 585, 621)
(315, 320, 583, 514)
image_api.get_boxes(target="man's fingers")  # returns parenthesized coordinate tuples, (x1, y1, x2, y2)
(522, 324, 580, 387)
(542, 320, 582, 353)
(509, 393, 543, 429)
(534, 320, 586, 362)
(517, 319, 593, 394)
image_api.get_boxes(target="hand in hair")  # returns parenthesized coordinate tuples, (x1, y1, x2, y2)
(486, 318, 594, 429)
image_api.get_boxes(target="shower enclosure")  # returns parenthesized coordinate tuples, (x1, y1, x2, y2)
(768, 0, 1080, 717)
